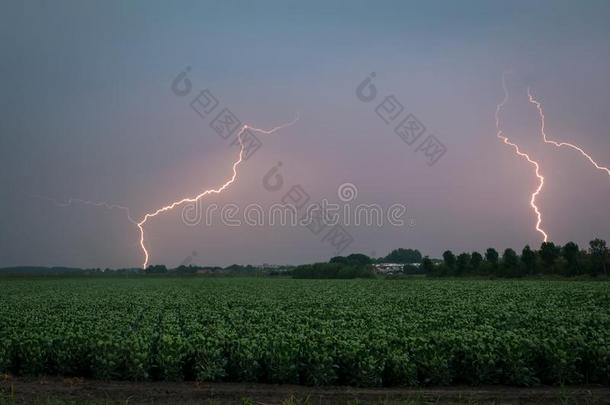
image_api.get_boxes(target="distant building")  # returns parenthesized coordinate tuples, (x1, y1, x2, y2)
(196, 268, 217, 274)
(374, 263, 403, 274)
(374, 262, 421, 274)
(257, 263, 287, 270)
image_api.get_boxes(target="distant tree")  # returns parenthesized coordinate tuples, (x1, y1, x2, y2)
(589, 238, 608, 276)
(485, 248, 499, 266)
(442, 250, 456, 271)
(434, 263, 451, 277)
(146, 265, 168, 274)
(384, 248, 422, 263)
(456, 253, 471, 275)
(293, 262, 375, 279)
(174, 265, 198, 274)
(421, 256, 434, 274)
(329, 256, 348, 264)
(470, 252, 483, 271)
(521, 245, 537, 275)
(501, 248, 519, 276)
(562, 242, 580, 276)
(540, 242, 560, 269)
(402, 264, 421, 274)
(331, 254, 372, 266)
(346, 253, 372, 265)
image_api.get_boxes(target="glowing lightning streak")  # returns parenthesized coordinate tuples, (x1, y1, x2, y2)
(42, 115, 298, 268)
(137, 115, 299, 268)
(34, 196, 138, 225)
(496, 74, 548, 242)
(527, 88, 610, 178)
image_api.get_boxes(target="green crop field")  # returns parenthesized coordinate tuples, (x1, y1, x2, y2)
(0, 277, 608, 387)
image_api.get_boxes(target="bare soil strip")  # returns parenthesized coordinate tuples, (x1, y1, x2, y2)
(1, 377, 609, 404)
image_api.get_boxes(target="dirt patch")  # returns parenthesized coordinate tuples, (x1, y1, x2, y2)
(0, 375, 608, 404)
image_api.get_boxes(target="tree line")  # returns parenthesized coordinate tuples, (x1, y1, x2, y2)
(303, 240, 609, 279)
(294, 249, 424, 279)
(424, 239, 608, 277)
(4, 240, 607, 279)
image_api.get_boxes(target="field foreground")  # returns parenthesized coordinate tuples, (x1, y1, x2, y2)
(2, 377, 610, 404)
(0, 277, 609, 389)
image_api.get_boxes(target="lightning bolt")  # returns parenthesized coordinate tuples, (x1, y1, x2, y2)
(527, 88, 610, 178)
(136, 115, 299, 268)
(43, 114, 298, 269)
(496, 74, 548, 242)
(34, 196, 138, 224)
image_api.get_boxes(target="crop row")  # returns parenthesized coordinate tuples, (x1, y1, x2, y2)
(0, 278, 608, 386)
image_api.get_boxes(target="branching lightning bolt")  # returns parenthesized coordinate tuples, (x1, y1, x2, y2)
(45, 114, 299, 268)
(527, 88, 610, 178)
(35, 196, 138, 225)
(137, 115, 299, 268)
(496, 74, 548, 242)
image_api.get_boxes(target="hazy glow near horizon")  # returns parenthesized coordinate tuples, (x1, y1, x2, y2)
(1, 0, 610, 267)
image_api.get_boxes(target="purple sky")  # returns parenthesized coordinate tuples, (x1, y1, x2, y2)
(1, 0, 610, 268)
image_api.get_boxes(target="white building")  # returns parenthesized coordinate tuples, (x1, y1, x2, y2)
(373, 262, 421, 274)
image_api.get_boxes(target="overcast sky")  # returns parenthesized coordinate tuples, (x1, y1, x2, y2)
(1, 0, 610, 268)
